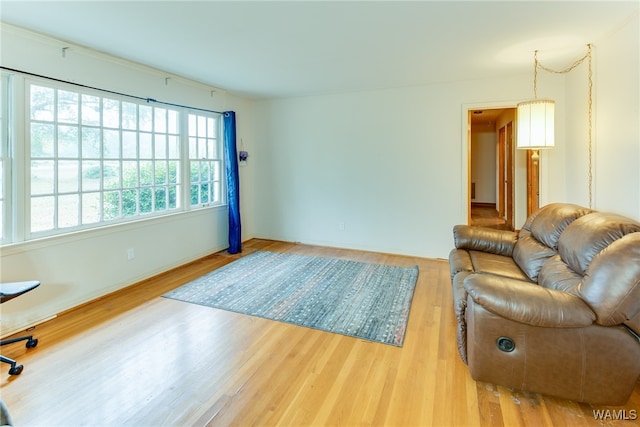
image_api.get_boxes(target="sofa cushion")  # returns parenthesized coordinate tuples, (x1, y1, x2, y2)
(530, 203, 593, 250)
(559, 212, 640, 275)
(468, 251, 530, 281)
(513, 204, 592, 282)
(512, 231, 556, 282)
(538, 254, 582, 293)
(578, 232, 640, 326)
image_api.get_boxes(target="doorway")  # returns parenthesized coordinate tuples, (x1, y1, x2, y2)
(468, 108, 515, 230)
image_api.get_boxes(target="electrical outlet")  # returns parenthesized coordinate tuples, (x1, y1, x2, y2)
(127, 248, 135, 260)
(338, 222, 345, 231)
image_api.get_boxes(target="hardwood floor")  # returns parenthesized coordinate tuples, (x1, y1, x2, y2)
(1, 239, 638, 426)
(470, 204, 511, 230)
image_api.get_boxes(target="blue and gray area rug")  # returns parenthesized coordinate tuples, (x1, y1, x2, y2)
(164, 250, 419, 346)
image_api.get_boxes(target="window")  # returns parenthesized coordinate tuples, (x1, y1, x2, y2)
(188, 113, 222, 206)
(1, 76, 226, 245)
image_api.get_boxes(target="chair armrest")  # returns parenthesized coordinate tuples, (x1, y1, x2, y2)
(464, 274, 596, 327)
(453, 225, 518, 257)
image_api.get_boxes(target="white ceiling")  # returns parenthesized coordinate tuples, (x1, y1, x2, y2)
(1, 1, 638, 99)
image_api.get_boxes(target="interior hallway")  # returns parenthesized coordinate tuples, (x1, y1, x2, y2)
(470, 203, 511, 230)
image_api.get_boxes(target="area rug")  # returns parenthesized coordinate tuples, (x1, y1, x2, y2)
(163, 250, 419, 346)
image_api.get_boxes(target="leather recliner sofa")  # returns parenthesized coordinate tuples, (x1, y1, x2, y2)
(449, 203, 640, 405)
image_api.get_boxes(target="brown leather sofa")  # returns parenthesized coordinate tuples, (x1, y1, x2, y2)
(449, 203, 640, 405)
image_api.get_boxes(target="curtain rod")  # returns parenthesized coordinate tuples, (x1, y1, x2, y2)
(0, 66, 226, 115)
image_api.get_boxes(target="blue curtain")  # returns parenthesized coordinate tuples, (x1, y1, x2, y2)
(223, 111, 241, 253)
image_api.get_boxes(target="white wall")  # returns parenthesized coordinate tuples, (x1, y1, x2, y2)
(552, 13, 639, 219)
(252, 13, 639, 260)
(593, 12, 639, 218)
(0, 25, 255, 335)
(252, 76, 566, 259)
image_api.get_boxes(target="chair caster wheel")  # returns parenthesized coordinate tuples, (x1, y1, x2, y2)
(9, 365, 23, 375)
(26, 338, 38, 348)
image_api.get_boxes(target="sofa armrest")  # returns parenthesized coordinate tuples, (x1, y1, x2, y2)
(453, 225, 518, 257)
(464, 274, 596, 327)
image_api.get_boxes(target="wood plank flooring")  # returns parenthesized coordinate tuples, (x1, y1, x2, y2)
(1, 239, 639, 426)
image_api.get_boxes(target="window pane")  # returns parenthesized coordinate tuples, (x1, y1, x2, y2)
(58, 194, 79, 228)
(154, 108, 166, 133)
(103, 161, 120, 189)
(139, 105, 152, 131)
(139, 161, 153, 186)
(103, 98, 120, 128)
(31, 160, 54, 195)
(103, 191, 120, 220)
(81, 94, 101, 126)
(139, 188, 152, 213)
(58, 90, 79, 124)
(168, 161, 179, 184)
(30, 85, 54, 121)
(168, 110, 178, 134)
(82, 160, 101, 191)
(201, 183, 209, 203)
(207, 139, 216, 159)
(82, 192, 100, 224)
(154, 187, 166, 211)
(58, 160, 79, 193)
(58, 125, 79, 158)
(103, 129, 120, 158)
(154, 134, 166, 159)
(122, 102, 137, 130)
(155, 161, 167, 185)
(139, 133, 152, 159)
(122, 189, 137, 217)
(122, 161, 138, 188)
(197, 116, 206, 137)
(198, 138, 207, 159)
(212, 161, 220, 181)
(189, 137, 197, 158)
(82, 127, 101, 158)
(188, 114, 196, 137)
(122, 131, 137, 158)
(31, 123, 55, 157)
(199, 161, 209, 181)
(190, 162, 199, 184)
(190, 184, 199, 205)
(31, 196, 54, 232)
(168, 186, 177, 209)
(167, 135, 179, 159)
(207, 117, 215, 138)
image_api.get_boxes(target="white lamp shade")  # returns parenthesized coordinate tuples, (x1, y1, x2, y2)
(517, 99, 555, 149)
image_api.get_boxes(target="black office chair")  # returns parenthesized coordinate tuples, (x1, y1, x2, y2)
(1, 281, 40, 375)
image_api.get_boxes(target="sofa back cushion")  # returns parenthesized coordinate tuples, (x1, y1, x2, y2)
(513, 203, 592, 282)
(577, 232, 640, 326)
(558, 212, 640, 275)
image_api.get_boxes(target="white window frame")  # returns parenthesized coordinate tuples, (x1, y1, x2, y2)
(0, 74, 226, 246)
